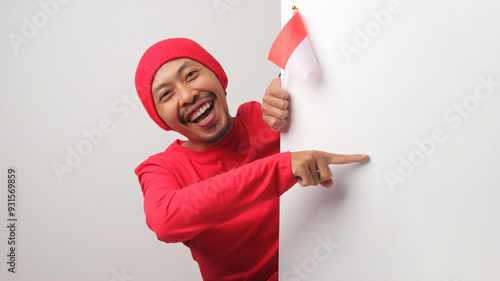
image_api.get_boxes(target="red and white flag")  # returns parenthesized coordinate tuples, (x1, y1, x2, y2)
(268, 11, 317, 82)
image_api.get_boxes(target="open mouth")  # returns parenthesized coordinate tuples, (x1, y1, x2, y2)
(188, 101, 214, 125)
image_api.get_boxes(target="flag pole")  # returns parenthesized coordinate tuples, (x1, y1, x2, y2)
(281, 5, 299, 90)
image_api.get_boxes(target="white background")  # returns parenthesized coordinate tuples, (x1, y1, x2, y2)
(0, 0, 280, 280)
(280, 0, 500, 281)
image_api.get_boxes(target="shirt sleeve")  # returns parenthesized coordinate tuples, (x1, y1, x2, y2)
(135, 151, 297, 243)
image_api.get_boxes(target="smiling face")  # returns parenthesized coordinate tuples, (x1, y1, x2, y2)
(151, 58, 234, 151)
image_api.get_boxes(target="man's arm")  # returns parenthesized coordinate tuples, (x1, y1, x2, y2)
(136, 152, 297, 243)
(138, 150, 368, 244)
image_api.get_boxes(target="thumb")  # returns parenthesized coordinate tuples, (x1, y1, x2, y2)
(319, 178, 333, 188)
(271, 75, 282, 88)
(320, 152, 369, 165)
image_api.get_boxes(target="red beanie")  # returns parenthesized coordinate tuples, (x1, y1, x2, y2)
(135, 38, 228, 131)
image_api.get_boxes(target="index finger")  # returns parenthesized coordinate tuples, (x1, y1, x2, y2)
(320, 152, 369, 165)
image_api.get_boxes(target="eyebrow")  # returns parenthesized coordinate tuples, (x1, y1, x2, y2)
(152, 60, 193, 99)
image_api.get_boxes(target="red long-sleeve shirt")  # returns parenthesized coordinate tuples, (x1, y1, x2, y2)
(135, 102, 297, 280)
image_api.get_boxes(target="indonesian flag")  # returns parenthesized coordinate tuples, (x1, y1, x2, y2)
(268, 12, 317, 82)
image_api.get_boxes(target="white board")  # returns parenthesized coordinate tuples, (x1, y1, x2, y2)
(279, 0, 500, 280)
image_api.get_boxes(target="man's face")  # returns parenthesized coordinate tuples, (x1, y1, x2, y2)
(151, 58, 234, 151)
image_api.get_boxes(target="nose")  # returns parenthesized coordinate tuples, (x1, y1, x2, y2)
(178, 85, 198, 107)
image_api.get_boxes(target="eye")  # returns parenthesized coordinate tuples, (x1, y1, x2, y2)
(186, 70, 198, 80)
(159, 91, 172, 102)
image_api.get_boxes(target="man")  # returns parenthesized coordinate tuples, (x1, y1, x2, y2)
(134, 38, 368, 281)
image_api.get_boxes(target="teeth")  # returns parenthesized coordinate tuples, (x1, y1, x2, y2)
(199, 110, 213, 124)
(189, 102, 212, 122)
